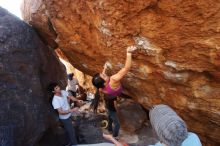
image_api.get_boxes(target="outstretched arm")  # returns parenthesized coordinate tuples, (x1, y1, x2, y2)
(68, 96, 83, 104)
(111, 46, 137, 82)
(56, 107, 77, 115)
(102, 61, 110, 75)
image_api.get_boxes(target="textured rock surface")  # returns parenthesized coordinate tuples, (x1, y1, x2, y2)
(39, 112, 108, 145)
(73, 112, 107, 144)
(0, 7, 66, 146)
(22, 0, 220, 145)
(117, 99, 147, 133)
(56, 48, 95, 92)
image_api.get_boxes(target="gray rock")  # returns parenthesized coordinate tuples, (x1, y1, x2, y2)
(117, 99, 147, 132)
(0, 7, 66, 146)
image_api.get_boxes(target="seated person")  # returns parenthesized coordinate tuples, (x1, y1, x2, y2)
(149, 104, 202, 146)
(76, 85, 87, 101)
(67, 73, 79, 97)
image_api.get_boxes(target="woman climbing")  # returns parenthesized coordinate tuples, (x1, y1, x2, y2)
(91, 45, 137, 112)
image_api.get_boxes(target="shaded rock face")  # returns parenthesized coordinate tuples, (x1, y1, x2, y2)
(38, 112, 107, 146)
(117, 99, 158, 146)
(56, 48, 95, 92)
(22, 0, 220, 145)
(0, 7, 66, 146)
(72, 112, 107, 144)
(117, 99, 147, 133)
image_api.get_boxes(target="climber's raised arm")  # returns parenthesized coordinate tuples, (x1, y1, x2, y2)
(110, 46, 137, 83)
(102, 63, 108, 75)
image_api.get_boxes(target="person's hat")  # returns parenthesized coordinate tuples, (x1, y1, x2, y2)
(149, 104, 188, 146)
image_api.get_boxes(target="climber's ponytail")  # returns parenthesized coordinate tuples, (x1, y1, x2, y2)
(91, 88, 101, 113)
(91, 73, 106, 113)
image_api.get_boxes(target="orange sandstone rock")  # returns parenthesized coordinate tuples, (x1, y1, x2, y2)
(22, 0, 220, 145)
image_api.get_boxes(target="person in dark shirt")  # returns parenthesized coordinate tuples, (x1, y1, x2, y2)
(105, 95, 120, 138)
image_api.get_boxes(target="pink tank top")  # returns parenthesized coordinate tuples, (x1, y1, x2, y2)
(103, 80, 122, 97)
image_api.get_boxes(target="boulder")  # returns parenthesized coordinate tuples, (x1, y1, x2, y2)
(21, 0, 220, 145)
(0, 7, 66, 146)
(117, 99, 147, 133)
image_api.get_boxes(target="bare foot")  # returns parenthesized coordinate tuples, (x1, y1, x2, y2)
(103, 133, 114, 141)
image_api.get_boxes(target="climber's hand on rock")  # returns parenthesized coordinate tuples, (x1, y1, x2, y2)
(104, 61, 112, 69)
(127, 46, 137, 53)
(104, 62, 108, 69)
